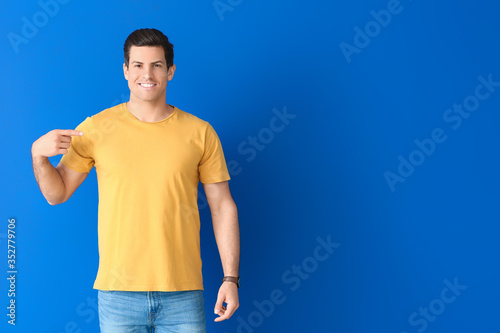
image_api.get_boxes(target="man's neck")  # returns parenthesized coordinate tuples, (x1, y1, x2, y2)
(126, 99, 173, 123)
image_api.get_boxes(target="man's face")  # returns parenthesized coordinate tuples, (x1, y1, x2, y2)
(123, 46, 175, 103)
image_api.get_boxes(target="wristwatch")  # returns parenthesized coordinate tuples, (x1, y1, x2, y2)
(222, 276, 240, 288)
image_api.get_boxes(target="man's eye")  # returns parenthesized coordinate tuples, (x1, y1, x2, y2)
(154, 64, 161, 67)
(134, 64, 141, 68)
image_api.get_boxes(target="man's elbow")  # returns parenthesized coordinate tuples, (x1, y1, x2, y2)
(46, 195, 68, 206)
(47, 199, 62, 206)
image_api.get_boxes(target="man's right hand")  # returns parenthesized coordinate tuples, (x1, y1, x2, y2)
(32, 130, 83, 158)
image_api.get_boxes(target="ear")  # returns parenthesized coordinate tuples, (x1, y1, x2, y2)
(123, 63, 129, 80)
(167, 64, 176, 81)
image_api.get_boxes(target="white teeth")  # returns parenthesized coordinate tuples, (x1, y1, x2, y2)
(140, 83, 155, 87)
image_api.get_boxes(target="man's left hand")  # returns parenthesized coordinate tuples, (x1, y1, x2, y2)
(214, 282, 239, 322)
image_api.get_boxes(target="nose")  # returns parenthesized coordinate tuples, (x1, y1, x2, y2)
(142, 66, 153, 79)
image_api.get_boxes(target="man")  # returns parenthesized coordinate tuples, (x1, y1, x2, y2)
(31, 28, 240, 332)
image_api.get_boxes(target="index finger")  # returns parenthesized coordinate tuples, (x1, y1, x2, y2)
(60, 129, 83, 137)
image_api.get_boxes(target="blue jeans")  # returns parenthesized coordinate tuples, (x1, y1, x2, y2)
(98, 290, 206, 333)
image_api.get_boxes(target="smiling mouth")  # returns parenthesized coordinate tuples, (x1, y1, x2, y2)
(139, 83, 156, 87)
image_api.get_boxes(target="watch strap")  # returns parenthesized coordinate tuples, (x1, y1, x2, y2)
(222, 276, 240, 288)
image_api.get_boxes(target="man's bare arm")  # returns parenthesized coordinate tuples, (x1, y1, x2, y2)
(204, 181, 240, 276)
(32, 129, 88, 205)
(203, 180, 240, 322)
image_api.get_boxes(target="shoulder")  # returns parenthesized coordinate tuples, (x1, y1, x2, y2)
(72, 104, 124, 139)
(174, 108, 224, 145)
(174, 108, 223, 142)
(175, 106, 211, 130)
(75, 103, 124, 128)
(89, 103, 124, 122)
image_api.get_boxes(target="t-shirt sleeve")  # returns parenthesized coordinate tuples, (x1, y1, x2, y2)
(60, 117, 95, 173)
(199, 123, 231, 184)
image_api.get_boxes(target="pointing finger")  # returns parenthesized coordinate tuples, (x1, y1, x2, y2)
(60, 129, 83, 137)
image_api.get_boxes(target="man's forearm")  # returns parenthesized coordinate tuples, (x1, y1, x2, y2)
(32, 154, 66, 205)
(212, 201, 240, 277)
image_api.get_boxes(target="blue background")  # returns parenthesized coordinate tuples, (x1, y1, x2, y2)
(2, 0, 500, 332)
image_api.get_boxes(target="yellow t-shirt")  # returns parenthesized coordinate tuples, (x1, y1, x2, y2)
(60, 103, 230, 291)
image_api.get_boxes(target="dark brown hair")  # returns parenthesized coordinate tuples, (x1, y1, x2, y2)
(123, 28, 174, 69)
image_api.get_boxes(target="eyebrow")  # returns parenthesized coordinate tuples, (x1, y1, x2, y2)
(131, 60, 165, 64)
